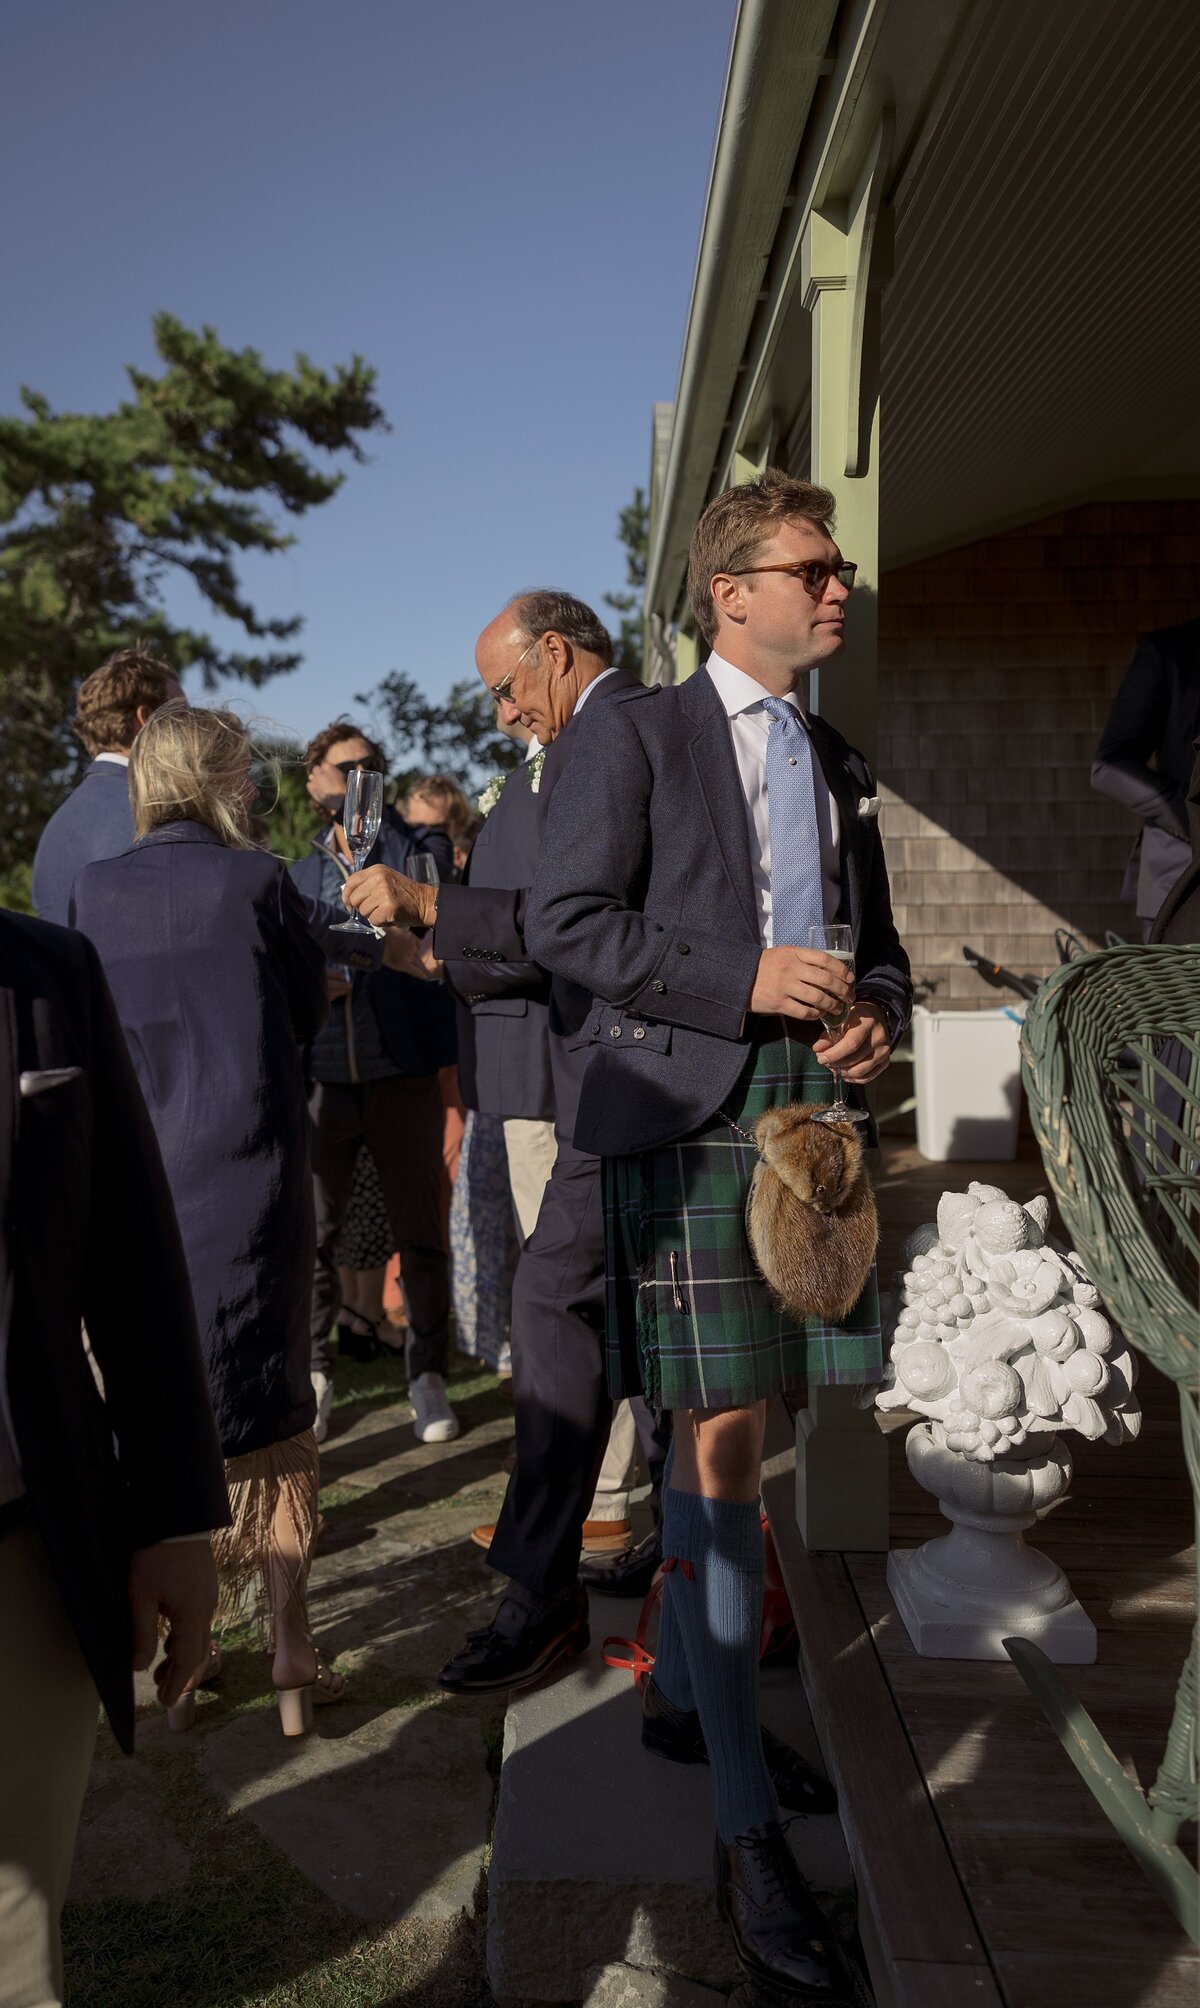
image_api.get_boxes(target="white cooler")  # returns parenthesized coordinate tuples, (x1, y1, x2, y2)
(911, 1004, 1025, 1161)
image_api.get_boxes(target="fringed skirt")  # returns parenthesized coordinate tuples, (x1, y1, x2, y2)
(212, 1426, 320, 1646)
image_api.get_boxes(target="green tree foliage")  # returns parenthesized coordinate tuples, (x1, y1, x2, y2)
(603, 485, 648, 676)
(0, 313, 386, 877)
(360, 672, 523, 802)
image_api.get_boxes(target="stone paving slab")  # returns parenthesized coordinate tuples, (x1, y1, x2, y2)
(68, 1748, 191, 1903)
(487, 1598, 853, 2003)
(198, 1699, 493, 1922)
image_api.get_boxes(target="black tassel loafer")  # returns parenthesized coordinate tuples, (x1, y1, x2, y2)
(715, 1822, 856, 2000)
(642, 1676, 838, 1816)
(438, 1585, 590, 1695)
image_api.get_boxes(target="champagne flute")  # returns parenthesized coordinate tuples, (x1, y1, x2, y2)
(407, 852, 441, 887)
(331, 767, 385, 935)
(808, 923, 868, 1127)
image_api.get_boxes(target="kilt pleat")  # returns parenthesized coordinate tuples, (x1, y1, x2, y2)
(604, 1021, 883, 1411)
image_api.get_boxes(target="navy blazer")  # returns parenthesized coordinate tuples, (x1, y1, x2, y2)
(73, 823, 329, 1458)
(0, 911, 229, 1751)
(432, 670, 644, 1138)
(1092, 617, 1200, 918)
(445, 764, 554, 1121)
(290, 808, 457, 1077)
(32, 759, 135, 925)
(524, 665, 912, 1157)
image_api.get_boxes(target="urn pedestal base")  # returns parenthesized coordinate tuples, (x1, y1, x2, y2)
(886, 1545, 1096, 1662)
(888, 1421, 1098, 1664)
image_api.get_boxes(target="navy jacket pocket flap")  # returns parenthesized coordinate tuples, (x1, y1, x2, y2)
(470, 997, 528, 1018)
(586, 1003, 672, 1053)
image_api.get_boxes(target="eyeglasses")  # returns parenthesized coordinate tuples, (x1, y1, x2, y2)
(326, 757, 384, 777)
(727, 559, 857, 597)
(489, 633, 543, 706)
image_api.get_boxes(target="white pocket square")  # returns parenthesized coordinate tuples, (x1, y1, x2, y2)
(857, 795, 881, 820)
(20, 1066, 82, 1097)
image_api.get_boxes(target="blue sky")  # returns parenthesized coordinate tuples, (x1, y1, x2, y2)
(0, 0, 734, 747)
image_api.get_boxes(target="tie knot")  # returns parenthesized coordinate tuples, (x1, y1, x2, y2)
(762, 696, 799, 729)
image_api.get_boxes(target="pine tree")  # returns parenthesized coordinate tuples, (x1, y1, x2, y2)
(0, 313, 386, 880)
(603, 485, 649, 675)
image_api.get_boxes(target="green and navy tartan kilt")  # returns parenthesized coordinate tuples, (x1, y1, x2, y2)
(603, 1021, 883, 1412)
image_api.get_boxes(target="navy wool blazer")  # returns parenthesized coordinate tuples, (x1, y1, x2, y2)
(1, 911, 229, 1751)
(32, 759, 136, 925)
(444, 763, 554, 1121)
(73, 823, 329, 1457)
(432, 669, 645, 1135)
(524, 664, 912, 1158)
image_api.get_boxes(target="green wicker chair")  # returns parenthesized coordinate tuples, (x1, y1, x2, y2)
(1017, 942, 1200, 1941)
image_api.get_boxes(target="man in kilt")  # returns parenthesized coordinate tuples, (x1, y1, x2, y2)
(525, 470, 911, 2001)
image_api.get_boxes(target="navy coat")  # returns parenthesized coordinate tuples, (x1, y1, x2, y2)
(291, 808, 457, 1077)
(525, 665, 912, 1158)
(0, 911, 229, 1752)
(72, 822, 329, 1457)
(432, 671, 644, 1140)
(32, 759, 135, 925)
(444, 764, 554, 1121)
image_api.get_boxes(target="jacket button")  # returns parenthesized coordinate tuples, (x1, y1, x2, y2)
(591, 1019, 601, 1033)
(610, 1025, 622, 1038)
(676, 942, 690, 955)
(651, 979, 666, 993)
(632, 1026, 646, 1040)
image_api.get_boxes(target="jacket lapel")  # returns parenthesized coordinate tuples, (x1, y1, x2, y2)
(684, 671, 760, 941)
(807, 714, 863, 938)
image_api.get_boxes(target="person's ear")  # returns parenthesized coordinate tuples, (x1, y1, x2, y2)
(709, 573, 746, 628)
(543, 632, 571, 679)
(135, 702, 152, 730)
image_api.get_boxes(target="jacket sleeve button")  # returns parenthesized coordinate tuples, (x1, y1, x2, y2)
(609, 1025, 622, 1038)
(651, 978, 666, 993)
(676, 942, 690, 955)
(632, 1026, 646, 1040)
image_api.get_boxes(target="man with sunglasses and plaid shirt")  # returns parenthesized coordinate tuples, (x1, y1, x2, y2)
(524, 471, 911, 2002)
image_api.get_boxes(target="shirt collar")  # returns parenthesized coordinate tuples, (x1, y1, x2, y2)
(93, 751, 130, 767)
(572, 665, 619, 717)
(524, 735, 543, 764)
(705, 652, 807, 722)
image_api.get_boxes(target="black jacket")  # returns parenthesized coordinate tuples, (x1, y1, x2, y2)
(1092, 617, 1200, 919)
(525, 665, 912, 1157)
(0, 910, 229, 1752)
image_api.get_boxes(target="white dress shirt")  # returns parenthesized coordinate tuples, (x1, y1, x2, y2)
(572, 664, 620, 717)
(705, 653, 841, 949)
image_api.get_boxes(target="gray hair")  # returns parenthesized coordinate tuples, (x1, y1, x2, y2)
(510, 589, 612, 665)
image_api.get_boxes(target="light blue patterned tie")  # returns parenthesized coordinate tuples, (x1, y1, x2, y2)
(762, 696, 825, 947)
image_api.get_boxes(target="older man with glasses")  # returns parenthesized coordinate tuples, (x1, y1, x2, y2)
(341, 594, 670, 1690)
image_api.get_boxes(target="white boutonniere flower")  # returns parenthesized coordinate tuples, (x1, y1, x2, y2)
(528, 748, 547, 794)
(477, 774, 506, 817)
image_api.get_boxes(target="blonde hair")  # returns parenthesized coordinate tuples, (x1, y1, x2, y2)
(130, 700, 254, 848)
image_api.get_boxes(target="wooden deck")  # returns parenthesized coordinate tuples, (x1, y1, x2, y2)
(766, 1138, 1198, 2008)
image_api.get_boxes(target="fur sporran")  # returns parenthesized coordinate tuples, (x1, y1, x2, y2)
(745, 1104, 879, 1321)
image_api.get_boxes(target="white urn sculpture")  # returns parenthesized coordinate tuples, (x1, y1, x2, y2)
(874, 1182, 1141, 1662)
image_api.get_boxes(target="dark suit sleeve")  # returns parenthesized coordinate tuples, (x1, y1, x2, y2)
(1092, 636, 1189, 838)
(525, 700, 760, 1042)
(853, 820, 913, 1043)
(433, 881, 534, 969)
(77, 935, 229, 1546)
(273, 867, 331, 1044)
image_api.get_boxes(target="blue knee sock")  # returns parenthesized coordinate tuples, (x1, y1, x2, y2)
(659, 1483, 777, 1842)
(651, 1442, 694, 1711)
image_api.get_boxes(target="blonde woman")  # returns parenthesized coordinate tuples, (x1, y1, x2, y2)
(71, 701, 343, 1734)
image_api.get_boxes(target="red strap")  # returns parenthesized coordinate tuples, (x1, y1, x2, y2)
(601, 1567, 664, 1691)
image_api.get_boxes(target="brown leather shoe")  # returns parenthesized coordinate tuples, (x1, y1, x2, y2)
(470, 1519, 632, 1555)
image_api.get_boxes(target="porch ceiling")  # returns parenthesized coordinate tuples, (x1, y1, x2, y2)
(879, 0, 1200, 565)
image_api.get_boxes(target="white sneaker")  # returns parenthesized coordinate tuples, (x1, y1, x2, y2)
(312, 1370, 334, 1446)
(409, 1372, 460, 1444)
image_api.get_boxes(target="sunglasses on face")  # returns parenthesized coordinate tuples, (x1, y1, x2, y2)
(323, 757, 385, 777)
(727, 559, 858, 596)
